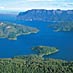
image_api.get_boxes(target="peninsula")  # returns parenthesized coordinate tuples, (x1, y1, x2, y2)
(0, 22, 39, 40)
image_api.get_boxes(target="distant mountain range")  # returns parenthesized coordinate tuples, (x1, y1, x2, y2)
(0, 14, 16, 22)
(0, 10, 18, 15)
(17, 9, 73, 22)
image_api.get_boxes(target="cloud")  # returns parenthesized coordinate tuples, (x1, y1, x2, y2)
(26, 0, 73, 2)
(0, 6, 5, 10)
(27, 0, 53, 1)
(0, 0, 73, 11)
(67, 3, 73, 6)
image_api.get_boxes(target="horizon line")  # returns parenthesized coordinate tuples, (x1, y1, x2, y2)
(0, 9, 73, 12)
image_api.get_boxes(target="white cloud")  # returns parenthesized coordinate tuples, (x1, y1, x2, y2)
(27, 0, 53, 1)
(26, 0, 73, 2)
(0, 6, 5, 10)
(0, 0, 73, 11)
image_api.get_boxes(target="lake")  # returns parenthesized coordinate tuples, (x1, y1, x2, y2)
(0, 15, 73, 61)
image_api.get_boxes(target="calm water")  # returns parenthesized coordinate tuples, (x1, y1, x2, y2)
(0, 15, 73, 61)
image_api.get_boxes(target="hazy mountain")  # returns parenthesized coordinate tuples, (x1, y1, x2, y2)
(0, 10, 19, 15)
(17, 9, 73, 22)
(0, 14, 16, 22)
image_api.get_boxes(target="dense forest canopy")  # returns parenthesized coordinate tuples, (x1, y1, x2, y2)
(0, 55, 73, 73)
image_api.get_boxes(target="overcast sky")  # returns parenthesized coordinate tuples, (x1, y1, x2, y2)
(0, 0, 73, 11)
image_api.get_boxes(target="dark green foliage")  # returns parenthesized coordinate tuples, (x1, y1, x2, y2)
(32, 46, 58, 56)
(48, 22, 73, 32)
(0, 57, 73, 73)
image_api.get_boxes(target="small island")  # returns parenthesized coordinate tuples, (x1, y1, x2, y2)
(48, 22, 73, 32)
(14, 46, 58, 59)
(32, 46, 59, 56)
(0, 22, 39, 40)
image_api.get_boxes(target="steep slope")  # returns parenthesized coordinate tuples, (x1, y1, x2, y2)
(17, 9, 73, 22)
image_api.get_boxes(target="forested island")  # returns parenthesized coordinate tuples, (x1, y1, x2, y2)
(48, 22, 73, 32)
(32, 46, 58, 56)
(0, 22, 39, 40)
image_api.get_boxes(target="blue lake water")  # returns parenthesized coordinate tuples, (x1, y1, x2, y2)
(0, 16, 73, 61)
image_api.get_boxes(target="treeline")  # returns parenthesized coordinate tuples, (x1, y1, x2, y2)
(0, 55, 73, 73)
(48, 21, 73, 32)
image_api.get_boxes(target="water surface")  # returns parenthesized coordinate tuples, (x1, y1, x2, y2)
(0, 16, 73, 61)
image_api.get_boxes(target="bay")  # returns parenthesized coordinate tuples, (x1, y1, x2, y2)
(0, 15, 73, 61)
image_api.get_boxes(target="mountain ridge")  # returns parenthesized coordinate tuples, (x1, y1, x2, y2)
(17, 9, 73, 22)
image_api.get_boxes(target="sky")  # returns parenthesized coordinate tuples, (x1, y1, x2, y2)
(0, 0, 73, 11)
